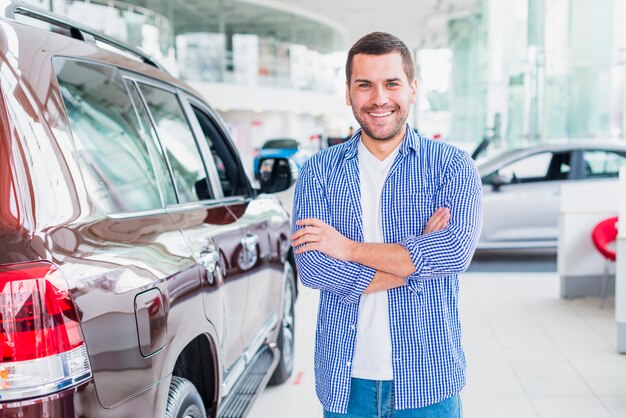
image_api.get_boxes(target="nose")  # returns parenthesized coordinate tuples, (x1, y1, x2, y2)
(371, 85, 389, 107)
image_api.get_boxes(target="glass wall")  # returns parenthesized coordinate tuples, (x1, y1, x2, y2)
(543, 0, 621, 139)
(175, 32, 339, 92)
(26, 0, 177, 73)
(448, 14, 487, 144)
(418, 0, 625, 149)
(22, 0, 342, 93)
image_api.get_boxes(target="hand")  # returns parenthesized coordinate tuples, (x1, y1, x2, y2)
(291, 218, 355, 260)
(424, 207, 450, 234)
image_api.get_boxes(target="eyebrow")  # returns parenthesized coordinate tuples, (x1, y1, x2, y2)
(352, 77, 403, 84)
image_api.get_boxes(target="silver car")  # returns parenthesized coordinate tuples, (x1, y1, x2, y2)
(477, 141, 626, 250)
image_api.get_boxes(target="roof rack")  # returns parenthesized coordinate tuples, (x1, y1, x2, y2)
(5, 0, 166, 72)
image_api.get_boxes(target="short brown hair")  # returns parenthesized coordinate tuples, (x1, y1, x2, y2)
(346, 32, 415, 83)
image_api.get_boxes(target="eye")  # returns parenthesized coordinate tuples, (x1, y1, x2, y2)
(357, 83, 370, 88)
(387, 82, 399, 87)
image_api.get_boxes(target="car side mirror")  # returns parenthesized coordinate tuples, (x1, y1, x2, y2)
(258, 157, 295, 194)
(491, 174, 508, 192)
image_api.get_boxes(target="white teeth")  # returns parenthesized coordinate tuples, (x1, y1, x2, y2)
(370, 111, 392, 117)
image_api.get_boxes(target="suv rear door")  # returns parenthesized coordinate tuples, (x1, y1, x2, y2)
(52, 58, 196, 407)
(128, 77, 250, 388)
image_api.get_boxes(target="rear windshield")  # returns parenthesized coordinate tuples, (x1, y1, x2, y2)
(262, 139, 298, 149)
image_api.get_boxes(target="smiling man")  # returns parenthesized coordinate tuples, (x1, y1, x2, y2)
(291, 32, 483, 417)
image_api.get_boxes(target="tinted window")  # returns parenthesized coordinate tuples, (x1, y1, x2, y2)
(487, 152, 571, 184)
(191, 106, 250, 197)
(138, 84, 212, 203)
(583, 150, 626, 178)
(126, 81, 178, 206)
(262, 139, 298, 149)
(54, 59, 162, 213)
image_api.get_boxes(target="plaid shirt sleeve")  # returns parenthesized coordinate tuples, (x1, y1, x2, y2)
(292, 159, 376, 304)
(400, 150, 483, 281)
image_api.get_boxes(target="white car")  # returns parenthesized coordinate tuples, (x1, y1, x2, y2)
(477, 141, 626, 250)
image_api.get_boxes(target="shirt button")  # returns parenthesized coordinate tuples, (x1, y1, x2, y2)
(346, 361, 351, 367)
(350, 325, 356, 331)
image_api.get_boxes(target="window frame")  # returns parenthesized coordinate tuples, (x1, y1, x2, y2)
(486, 150, 574, 185)
(122, 77, 179, 207)
(123, 72, 222, 207)
(181, 92, 253, 203)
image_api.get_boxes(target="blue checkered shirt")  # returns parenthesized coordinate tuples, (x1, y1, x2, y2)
(292, 127, 483, 413)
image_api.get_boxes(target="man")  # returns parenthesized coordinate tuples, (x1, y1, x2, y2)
(291, 32, 482, 417)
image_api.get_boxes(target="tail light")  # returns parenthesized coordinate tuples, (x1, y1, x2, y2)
(0, 261, 91, 401)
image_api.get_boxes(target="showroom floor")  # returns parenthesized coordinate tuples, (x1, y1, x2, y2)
(248, 267, 626, 418)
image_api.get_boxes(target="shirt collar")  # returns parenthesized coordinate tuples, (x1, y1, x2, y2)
(344, 124, 420, 160)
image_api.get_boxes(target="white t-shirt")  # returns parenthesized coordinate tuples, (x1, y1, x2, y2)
(351, 140, 400, 380)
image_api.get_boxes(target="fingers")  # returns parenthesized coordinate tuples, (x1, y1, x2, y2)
(291, 226, 321, 241)
(424, 207, 450, 234)
(424, 209, 441, 234)
(294, 242, 319, 254)
(291, 219, 324, 249)
(292, 218, 326, 244)
(296, 218, 325, 228)
(292, 232, 321, 248)
(434, 208, 450, 229)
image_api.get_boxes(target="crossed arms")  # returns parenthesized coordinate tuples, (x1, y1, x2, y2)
(291, 208, 450, 294)
(291, 150, 482, 303)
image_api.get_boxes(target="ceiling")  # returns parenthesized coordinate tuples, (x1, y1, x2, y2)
(267, 0, 481, 50)
(137, 0, 481, 52)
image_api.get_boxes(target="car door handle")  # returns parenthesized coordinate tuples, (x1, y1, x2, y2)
(241, 233, 259, 253)
(199, 245, 220, 284)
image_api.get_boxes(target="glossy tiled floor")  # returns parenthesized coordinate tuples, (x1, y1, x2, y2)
(248, 267, 626, 418)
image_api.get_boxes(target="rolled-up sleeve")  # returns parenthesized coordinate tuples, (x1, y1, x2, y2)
(401, 150, 483, 282)
(292, 160, 375, 304)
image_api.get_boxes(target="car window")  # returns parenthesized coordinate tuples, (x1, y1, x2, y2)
(125, 81, 178, 206)
(191, 105, 250, 197)
(583, 150, 626, 178)
(54, 59, 163, 213)
(262, 139, 298, 149)
(488, 151, 571, 184)
(138, 84, 212, 203)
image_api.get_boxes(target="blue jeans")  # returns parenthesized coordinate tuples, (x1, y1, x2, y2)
(323, 378, 462, 418)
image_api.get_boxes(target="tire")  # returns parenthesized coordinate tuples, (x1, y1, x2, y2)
(269, 263, 296, 385)
(165, 376, 206, 418)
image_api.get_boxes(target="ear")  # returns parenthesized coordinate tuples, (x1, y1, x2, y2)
(410, 79, 418, 104)
(345, 81, 351, 107)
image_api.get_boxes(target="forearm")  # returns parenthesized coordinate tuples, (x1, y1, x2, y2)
(347, 242, 416, 278)
(294, 249, 375, 303)
(363, 270, 406, 294)
(401, 152, 483, 280)
(402, 219, 481, 280)
(398, 232, 474, 279)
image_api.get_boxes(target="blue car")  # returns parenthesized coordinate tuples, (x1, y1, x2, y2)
(253, 138, 310, 179)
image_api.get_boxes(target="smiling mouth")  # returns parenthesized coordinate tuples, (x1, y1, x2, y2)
(368, 111, 393, 117)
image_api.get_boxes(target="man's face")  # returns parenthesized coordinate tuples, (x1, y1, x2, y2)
(346, 52, 416, 143)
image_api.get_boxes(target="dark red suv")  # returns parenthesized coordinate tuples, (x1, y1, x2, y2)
(0, 3, 296, 417)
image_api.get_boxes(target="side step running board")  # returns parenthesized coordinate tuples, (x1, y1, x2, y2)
(217, 344, 279, 418)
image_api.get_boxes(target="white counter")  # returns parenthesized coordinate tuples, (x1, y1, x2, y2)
(616, 167, 626, 353)
(558, 180, 619, 298)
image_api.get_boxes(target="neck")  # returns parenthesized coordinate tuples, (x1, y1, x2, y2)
(360, 126, 406, 160)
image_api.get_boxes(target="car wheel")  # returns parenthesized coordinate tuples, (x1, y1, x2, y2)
(269, 262, 296, 385)
(165, 376, 206, 418)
